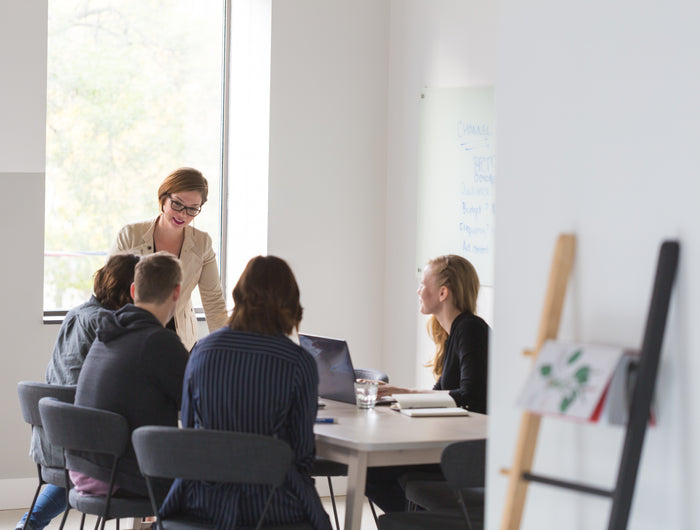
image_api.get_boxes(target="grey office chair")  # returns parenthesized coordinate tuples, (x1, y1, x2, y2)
(132, 425, 314, 530)
(404, 439, 485, 513)
(378, 440, 486, 530)
(17, 381, 78, 530)
(38, 398, 153, 530)
(312, 368, 389, 530)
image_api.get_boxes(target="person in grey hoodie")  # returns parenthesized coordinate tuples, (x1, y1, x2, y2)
(17, 253, 140, 530)
(71, 251, 189, 500)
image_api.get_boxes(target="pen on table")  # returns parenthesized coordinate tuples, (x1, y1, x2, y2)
(315, 418, 337, 424)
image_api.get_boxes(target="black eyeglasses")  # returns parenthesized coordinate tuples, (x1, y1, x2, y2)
(168, 195, 201, 217)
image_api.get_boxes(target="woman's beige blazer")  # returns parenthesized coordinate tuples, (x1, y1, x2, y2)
(110, 217, 228, 350)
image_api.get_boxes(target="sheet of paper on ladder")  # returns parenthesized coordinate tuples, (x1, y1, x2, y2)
(517, 340, 626, 421)
(391, 393, 470, 417)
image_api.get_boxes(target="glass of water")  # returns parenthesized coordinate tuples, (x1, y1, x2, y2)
(354, 380, 379, 410)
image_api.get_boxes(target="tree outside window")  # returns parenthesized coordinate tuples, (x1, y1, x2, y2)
(45, 0, 224, 311)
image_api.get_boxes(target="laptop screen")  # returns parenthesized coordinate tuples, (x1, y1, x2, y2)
(299, 334, 356, 404)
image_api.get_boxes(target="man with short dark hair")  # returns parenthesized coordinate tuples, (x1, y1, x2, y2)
(72, 252, 189, 499)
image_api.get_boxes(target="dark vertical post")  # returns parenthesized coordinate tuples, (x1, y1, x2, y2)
(607, 241, 679, 530)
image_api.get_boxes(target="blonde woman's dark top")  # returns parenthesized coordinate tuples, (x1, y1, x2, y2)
(433, 311, 489, 413)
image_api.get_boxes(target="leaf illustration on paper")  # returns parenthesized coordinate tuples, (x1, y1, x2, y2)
(574, 366, 590, 384)
(518, 342, 626, 420)
(534, 348, 592, 412)
(567, 349, 582, 365)
(560, 391, 577, 412)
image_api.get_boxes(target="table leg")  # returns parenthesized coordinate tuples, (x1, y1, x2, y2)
(343, 451, 368, 530)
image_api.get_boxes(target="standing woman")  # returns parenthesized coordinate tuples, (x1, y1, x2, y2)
(111, 167, 227, 350)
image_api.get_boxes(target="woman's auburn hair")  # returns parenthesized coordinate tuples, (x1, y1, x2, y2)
(93, 253, 140, 310)
(157, 167, 208, 211)
(228, 255, 303, 336)
(424, 254, 480, 378)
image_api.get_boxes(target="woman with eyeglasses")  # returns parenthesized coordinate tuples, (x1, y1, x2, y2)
(110, 167, 227, 350)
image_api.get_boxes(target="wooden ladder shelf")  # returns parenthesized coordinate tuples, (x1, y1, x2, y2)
(500, 236, 679, 530)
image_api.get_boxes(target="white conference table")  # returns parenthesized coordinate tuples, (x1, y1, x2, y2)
(313, 399, 488, 530)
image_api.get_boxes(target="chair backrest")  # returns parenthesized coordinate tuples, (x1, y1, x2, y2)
(354, 368, 389, 384)
(39, 397, 130, 459)
(440, 439, 486, 490)
(17, 381, 76, 427)
(132, 426, 294, 487)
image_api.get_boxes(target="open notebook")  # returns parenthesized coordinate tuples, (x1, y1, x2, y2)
(391, 393, 470, 417)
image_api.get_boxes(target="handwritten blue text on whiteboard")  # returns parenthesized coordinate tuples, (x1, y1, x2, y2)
(416, 86, 495, 286)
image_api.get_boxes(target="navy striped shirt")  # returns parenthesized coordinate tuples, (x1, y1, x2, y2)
(160, 327, 331, 530)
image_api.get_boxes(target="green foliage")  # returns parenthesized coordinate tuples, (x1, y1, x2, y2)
(44, 0, 223, 309)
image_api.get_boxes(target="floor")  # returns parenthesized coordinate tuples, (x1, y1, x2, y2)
(0, 496, 380, 529)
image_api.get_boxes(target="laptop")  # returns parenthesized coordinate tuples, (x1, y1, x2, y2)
(299, 334, 357, 404)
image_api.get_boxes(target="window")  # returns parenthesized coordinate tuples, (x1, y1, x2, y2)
(44, 1, 225, 311)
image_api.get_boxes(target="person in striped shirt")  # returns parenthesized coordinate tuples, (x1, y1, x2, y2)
(160, 255, 332, 530)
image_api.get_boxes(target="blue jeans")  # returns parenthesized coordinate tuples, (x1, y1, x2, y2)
(17, 484, 67, 530)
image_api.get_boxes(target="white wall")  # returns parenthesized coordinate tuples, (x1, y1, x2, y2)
(0, 1, 47, 173)
(267, 0, 390, 370)
(384, 0, 498, 389)
(0, 0, 69, 507)
(490, 1, 700, 529)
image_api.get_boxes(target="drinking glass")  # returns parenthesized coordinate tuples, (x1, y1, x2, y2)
(354, 380, 378, 410)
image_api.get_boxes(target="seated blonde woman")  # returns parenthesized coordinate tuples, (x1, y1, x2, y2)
(367, 254, 489, 512)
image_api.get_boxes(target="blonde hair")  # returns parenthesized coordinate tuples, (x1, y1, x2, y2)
(424, 255, 480, 377)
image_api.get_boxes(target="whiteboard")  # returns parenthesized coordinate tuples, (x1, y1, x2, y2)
(416, 86, 495, 286)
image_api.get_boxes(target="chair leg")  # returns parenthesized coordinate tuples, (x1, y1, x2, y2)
(58, 482, 73, 530)
(369, 499, 379, 528)
(326, 477, 341, 530)
(457, 492, 477, 530)
(57, 506, 72, 530)
(463, 509, 475, 530)
(23, 464, 45, 530)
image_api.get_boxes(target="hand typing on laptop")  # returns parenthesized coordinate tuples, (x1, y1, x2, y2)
(375, 382, 414, 399)
(354, 379, 397, 404)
